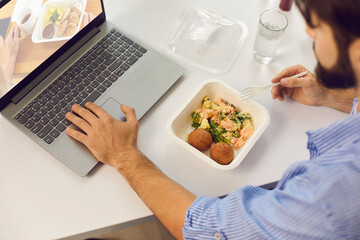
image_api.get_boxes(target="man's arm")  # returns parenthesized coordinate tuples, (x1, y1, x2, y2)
(65, 103, 196, 240)
(271, 65, 356, 113)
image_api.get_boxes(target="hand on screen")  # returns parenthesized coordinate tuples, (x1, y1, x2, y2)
(4, 26, 21, 81)
(83, 12, 95, 26)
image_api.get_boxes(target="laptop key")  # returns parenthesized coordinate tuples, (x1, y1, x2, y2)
(104, 55, 116, 66)
(55, 113, 65, 121)
(31, 105, 40, 112)
(108, 74, 118, 83)
(31, 114, 41, 122)
(95, 57, 105, 64)
(38, 99, 46, 107)
(97, 75, 105, 83)
(134, 51, 143, 57)
(18, 115, 28, 124)
(62, 87, 71, 94)
(14, 113, 22, 120)
(85, 86, 94, 93)
(64, 95, 74, 102)
(99, 64, 107, 71)
(70, 90, 79, 97)
(74, 77, 82, 84)
(120, 63, 130, 71)
(84, 67, 93, 74)
(115, 69, 124, 77)
(95, 47, 104, 55)
(103, 80, 112, 88)
(44, 135, 54, 144)
(56, 92, 65, 99)
(102, 70, 111, 77)
(50, 119, 59, 127)
(52, 106, 61, 114)
(97, 85, 106, 93)
(87, 74, 96, 81)
(74, 97, 82, 104)
(50, 129, 61, 138)
(79, 63, 86, 70)
(44, 103, 53, 111)
(59, 101, 67, 108)
(40, 117, 50, 125)
(79, 92, 88, 99)
(25, 120, 35, 129)
(38, 109, 46, 117)
(81, 90, 101, 107)
(121, 35, 134, 45)
(56, 123, 66, 132)
(31, 123, 43, 134)
(81, 79, 90, 86)
(90, 81, 99, 88)
(50, 98, 59, 105)
(37, 125, 52, 139)
(46, 111, 55, 119)
(76, 85, 85, 92)
(126, 55, 138, 65)
(25, 109, 35, 118)
(108, 59, 123, 71)
(62, 119, 71, 126)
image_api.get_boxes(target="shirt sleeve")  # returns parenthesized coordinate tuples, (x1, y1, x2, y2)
(182, 168, 337, 240)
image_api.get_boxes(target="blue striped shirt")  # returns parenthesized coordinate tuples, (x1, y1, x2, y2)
(183, 99, 360, 239)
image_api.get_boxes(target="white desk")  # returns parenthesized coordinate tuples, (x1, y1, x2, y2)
(0, 0, 348, 239)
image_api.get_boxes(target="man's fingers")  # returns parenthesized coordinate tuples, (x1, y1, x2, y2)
(280, 76, 311, 88)
(121, 104, 137, 124)
(0, 36, 4, 63)
(66, 112, 91, 132)
(66, 127, 87, 144)
(85, 102, 110, 119)
(71, 104, 98, 125)
(271, 65, 305, 83)
(14, 27, 20, 39)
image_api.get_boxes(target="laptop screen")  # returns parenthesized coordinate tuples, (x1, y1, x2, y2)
(0, 0, 103, 98)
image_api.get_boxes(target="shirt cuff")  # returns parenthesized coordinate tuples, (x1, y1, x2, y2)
(183, 196, 225, 240)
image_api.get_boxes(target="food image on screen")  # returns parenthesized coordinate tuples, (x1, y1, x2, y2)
(0, 0, 103, 98)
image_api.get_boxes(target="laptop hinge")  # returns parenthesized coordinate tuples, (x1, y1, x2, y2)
(11, 27, 100, 104)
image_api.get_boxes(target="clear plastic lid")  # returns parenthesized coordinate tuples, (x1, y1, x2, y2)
(163, 6, 248, 74)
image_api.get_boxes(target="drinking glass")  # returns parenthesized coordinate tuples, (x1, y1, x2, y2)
(253, 9, 288, 64)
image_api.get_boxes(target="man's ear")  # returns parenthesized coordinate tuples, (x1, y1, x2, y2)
(349, 39, 360, 79)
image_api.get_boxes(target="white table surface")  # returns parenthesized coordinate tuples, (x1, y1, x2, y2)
(0, 0, 349, 239)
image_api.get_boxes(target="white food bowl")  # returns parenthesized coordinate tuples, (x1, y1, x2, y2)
(167, 79, 270, 170)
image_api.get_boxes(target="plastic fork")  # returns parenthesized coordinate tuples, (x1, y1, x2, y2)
(237, 71, 308, 100)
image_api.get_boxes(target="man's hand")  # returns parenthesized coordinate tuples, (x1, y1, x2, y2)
(271, 65, 355, 113)
(66, 103, 196, 240)
(65, 102, 139, 169)
(271, 65, 326, 105)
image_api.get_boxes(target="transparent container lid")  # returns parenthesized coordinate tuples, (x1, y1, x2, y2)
(163, 6, 248, 74)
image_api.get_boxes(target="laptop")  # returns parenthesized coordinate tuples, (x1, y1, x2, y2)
(0, 0, 184, 176)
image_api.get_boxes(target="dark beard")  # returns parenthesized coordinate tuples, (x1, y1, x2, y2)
(314, 44, 357, 89)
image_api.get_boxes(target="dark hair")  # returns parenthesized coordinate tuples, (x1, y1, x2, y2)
(295, 0, 360, 47)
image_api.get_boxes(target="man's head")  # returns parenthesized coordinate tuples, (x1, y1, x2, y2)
(295, 0, 360, 89)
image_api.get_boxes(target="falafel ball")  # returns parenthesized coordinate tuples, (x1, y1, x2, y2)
(210, 142, 234, 165)
(188, 129, 213, 151)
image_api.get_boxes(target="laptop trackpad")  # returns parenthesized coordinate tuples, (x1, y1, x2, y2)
(101, 98, 126, 121)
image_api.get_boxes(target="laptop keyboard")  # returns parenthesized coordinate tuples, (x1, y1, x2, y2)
(13, 28, 147, 145)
